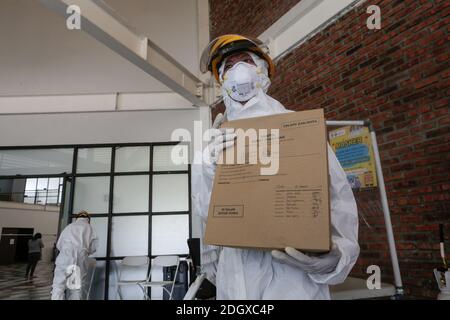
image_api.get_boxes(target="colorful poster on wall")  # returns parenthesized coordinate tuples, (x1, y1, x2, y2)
(329, 126, 378, 189)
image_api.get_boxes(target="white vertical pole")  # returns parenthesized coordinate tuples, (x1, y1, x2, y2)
(370, 128, 404, 294)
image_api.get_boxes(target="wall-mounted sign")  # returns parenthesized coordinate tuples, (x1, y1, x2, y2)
(329, 126, 377, 189)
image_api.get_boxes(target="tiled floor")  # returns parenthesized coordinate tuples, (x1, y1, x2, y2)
(0, 261, 54, 300)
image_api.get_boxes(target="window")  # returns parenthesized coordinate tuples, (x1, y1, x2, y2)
(70, 143, 190, 300)
(23, 177, 63, 206)
(77, 148, 112, 174)
(0, 142, 190, 300)
(0, 149, 73, 176)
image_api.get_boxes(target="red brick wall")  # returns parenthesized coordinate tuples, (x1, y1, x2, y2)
(209, 0, 300, 39)
(210, 0, 450, 299)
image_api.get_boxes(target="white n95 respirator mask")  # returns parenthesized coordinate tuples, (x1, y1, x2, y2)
(222, 62, 260, 102)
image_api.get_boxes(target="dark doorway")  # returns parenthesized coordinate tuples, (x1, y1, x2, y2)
(15, 228, 34, 262)
(0, 228, 34, 265)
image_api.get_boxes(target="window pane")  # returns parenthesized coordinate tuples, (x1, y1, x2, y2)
(90, 217, 108, 258)
(110, 216, 148, 257)
(46, 189, 58, 205)
(115, 147, 150, 172)
(46, 178, 60, 205)
(36, 178, 48, 190)
(73, 177, 110, 214)
(89, 261, 106, 300)
(0, 149, 73, 176)
(25, 178, 37, 191)
(77, 148, 112, 173)
(24, 191, 35, 204)
(113, 175, 149, 213)
(152, 174, 188, 212)
(35, 178, 48, 205)
(84, 259, 117, 300)
(151, 215, 189, 255)
(153, 145, 188, 172)
(35, 196, 46, 205)
(48, 178, 60, 190)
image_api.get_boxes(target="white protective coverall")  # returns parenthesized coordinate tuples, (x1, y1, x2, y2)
(191, 52, 360, 299)
(51, 218, 98, 300)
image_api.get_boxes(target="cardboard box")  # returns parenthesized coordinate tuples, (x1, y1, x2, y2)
(204, 109, 330, 252)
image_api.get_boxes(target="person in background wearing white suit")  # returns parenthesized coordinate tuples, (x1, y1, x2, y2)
(192, 34, 360, 299)
(51, 210, 98, 300)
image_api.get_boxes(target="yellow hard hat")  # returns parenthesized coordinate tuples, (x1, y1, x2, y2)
(200, 34, 275, 83)
(75, 210, 91, 221)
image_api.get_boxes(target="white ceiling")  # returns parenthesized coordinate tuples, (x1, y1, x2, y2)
(0, 0, 200, 97)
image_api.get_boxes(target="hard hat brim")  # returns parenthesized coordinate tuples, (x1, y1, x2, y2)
(200, 34, 274, 83)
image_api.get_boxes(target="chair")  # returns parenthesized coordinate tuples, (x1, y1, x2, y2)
(138, 255, 180, 300)
(183, 238, 216, 300)
(116, 256, 150, 300)
(183, 273, 206, 300)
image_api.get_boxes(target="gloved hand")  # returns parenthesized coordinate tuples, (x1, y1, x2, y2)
(203, 113, 236, 165)
(271, 245, 341, 274)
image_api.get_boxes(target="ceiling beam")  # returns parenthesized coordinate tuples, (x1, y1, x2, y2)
(0, 92, 194, 114)
(39, 0, 208, 107)
(259, 0, 364, 61)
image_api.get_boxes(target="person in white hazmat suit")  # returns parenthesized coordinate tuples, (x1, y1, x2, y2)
(51, 211, 98, 300)
(193, 34, 360, 299)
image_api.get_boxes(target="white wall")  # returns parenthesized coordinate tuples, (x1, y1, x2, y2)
(0, 202, 59, 262)
(0, 0, 199, 96)
(0, 109, 199, 146)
